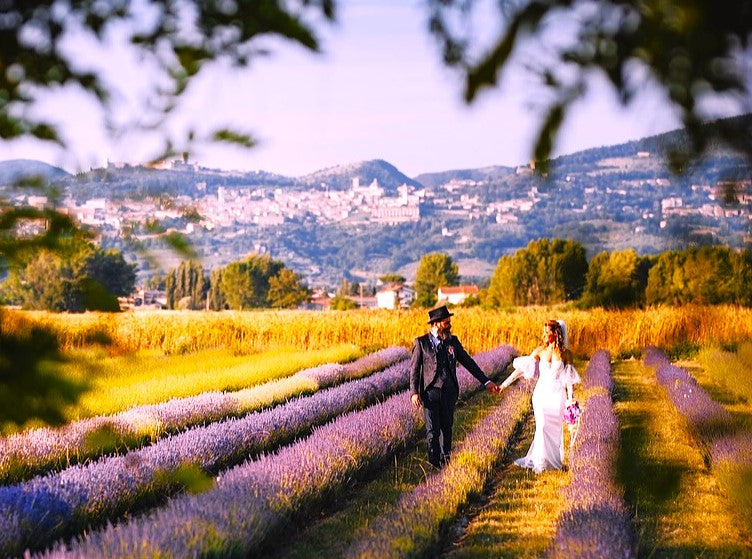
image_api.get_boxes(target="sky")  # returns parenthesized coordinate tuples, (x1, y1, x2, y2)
(2, 0, 694, 178)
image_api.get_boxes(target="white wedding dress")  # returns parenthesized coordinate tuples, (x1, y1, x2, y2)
(512, 355, 581, 473)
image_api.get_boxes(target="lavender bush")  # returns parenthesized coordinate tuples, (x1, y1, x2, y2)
(33, 346, 515, 559)
(0, 348, 410, 557)
(647, 348, 752, 471)
(346, 375, 532, 558)
(544, 350, 636, 559)
(0, 347, 408, 485)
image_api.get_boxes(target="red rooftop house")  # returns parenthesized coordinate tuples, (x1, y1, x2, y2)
(437, 285, 479, 306)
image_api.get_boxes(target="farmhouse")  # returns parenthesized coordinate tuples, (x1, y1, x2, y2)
(437, 285, 479, 305)
(376, 283, 415, 309)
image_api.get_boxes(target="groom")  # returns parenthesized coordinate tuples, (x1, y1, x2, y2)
(410, 305, 500, 468)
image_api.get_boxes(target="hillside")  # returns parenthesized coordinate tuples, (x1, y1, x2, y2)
(414, 164, 517, 188)
(0, 159, 69, 185)
(1, 116, 751, 287)
(299, 159, 422, 192)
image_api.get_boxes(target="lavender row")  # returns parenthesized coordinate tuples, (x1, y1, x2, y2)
(646, 347, 752, 468)
(0, 346, 408, 485)
(35, 346, 515, 558)
(0, 349, 410, 558)
(544, 350, 636, 559)
(346, 376, 532, 558)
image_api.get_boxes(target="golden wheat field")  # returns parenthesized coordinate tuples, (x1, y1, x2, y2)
(2, 305, 752, 558)
(3, 304, 752, 357)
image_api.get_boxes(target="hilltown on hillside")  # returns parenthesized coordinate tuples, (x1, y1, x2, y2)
(18, 159, 751, 237)
(3, 139, 752, 290)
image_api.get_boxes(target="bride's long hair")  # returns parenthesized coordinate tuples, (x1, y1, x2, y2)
(545, 320, 566, 356)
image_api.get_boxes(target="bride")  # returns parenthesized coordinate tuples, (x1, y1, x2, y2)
(499, 319, 581, 472)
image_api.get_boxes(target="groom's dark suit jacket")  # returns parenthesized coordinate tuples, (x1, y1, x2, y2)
(410, 333, 491, 397)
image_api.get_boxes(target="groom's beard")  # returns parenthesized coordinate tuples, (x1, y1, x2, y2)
(437, 325, 451, 340)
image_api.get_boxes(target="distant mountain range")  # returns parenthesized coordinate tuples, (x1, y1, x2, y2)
(2, 115, 751, 287)
(2, 114, 749, 192)
(0, 159, 69, 184)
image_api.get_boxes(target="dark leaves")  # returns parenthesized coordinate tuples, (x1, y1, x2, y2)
(212, 128, 256, 148)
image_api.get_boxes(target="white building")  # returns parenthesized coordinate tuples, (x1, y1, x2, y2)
(437, 285, 479, 306)
(376, 283, 415, 309)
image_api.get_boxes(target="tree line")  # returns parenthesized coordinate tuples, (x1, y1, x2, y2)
(2, 238, 751, 312)
(163, 255, 310, 311)
(480, 240, 752, 309)
(0, 248, 310, 312)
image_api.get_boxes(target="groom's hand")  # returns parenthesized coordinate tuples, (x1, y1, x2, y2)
(486, 381, 501, 394)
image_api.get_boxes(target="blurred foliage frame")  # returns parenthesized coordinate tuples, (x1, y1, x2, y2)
(426, 0, 752, 172)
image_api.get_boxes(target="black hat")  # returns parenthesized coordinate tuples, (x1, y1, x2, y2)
(427, 305, 453, 324)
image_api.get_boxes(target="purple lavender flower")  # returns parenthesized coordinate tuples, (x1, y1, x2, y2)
(31, 346, 515, 558)
(643, 346, 670, 368)
(0, 347, 408, 485)
(0, 349, 411, 558)
(545, 350, 636, 559)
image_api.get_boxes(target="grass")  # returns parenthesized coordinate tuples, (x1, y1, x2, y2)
(440, 358, 588, 559)
(55, 343, 363, 420)
(612, 359, 752, 558)
(695, 341, 752, 404)
(263, 383, 515, 559)
(442, 416, 570, 559)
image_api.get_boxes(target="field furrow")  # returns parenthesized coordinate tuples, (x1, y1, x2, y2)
(613, 357, 752, 558)
(344, 375, 532, 558)
(646, 348, 752, 543)
(442, 352, 629, 559)
(31, 346, 514, 558)
(0, 347, 408, 485)
(1, 350, 413, 557)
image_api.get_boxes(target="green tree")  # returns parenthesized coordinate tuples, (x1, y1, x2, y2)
(1, 241, 135, 311)
(427, 0, 752, 171)
(329, 295, 359, 310)
(487, 238, 587, 306)
(645, 246, 742, 305)
(73, 247, 137, 311)
(207, 268, 226, 311)
(8, 251, 71, 311)
(82, 248, 137, 298)
(165, 260, 206, 310)
(268, 268, 310, 309)
(582, 249, 653, 308)
(379, 274, 406, 284)
(414, 252, 459, 307)
(336, 279, 360, 297)
(218, 253, 306, 310)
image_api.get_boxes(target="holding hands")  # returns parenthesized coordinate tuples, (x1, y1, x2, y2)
(411, 393, 421, 409)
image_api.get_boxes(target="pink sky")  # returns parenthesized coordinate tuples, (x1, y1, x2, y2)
(1, 1, 703, 177)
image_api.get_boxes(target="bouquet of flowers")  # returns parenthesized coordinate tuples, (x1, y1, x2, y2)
(563, 399, 581, 425)
(563, 398, 582, 448)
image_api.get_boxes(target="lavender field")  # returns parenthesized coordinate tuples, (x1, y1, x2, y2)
(2, 341, 752, 558)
